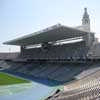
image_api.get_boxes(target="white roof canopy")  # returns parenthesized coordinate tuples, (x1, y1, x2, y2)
(3, 24, 93, 46)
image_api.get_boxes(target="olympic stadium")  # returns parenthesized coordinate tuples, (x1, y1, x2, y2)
(0, 8, 100, 100)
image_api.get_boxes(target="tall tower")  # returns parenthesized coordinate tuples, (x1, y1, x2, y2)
(82, 8, 90, 31)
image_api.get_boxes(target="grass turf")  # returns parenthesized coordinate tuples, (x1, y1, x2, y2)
(0, 72, 30, 85)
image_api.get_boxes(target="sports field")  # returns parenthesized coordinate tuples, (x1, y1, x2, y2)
(0, 72, 30, 85)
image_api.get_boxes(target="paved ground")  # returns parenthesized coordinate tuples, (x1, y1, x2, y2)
(0, 81, 62, 100)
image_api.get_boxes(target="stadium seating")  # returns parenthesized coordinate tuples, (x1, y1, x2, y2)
(1, 59, 100, 83)
(20, 41, 88, 60)
(0, 61, 94, 82)
(45, 69, 100, 100)
(1, 59, 100, 100)
(0, 53, 19, 60)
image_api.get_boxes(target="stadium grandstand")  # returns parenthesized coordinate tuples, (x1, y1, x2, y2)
(0, 8, 100, 100)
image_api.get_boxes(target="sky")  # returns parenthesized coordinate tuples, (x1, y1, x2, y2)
(0, 0, 100, 52)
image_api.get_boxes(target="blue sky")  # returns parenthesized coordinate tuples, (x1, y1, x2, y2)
(0, 0, 100, 52)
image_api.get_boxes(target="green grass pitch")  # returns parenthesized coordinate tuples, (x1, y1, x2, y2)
(0, 72, 30, 85)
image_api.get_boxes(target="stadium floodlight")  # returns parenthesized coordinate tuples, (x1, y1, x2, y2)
(53, 36, 83, 45)
(25, 44, 42, 49)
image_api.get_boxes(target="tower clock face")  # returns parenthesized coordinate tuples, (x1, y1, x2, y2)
(85, 19, 88, 24)
(84, 19, 90, 25)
